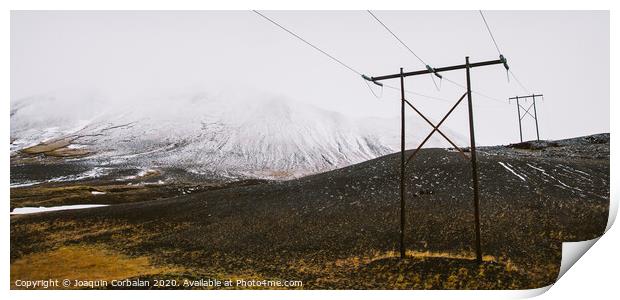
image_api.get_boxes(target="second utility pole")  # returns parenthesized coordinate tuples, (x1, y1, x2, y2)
(509, 94, 543, 142)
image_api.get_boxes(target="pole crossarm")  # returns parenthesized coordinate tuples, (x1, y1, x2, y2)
(404, 92, 469, 164)
(368, 59, 504, 82)
(509, 94, 543, 100)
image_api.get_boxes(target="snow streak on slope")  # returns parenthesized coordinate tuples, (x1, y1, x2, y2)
(10, 91, 465, 179)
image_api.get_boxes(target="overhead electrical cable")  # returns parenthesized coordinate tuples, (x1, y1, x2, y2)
(479, 10, 532, 94)
(509, 69, 532, 94)
(479, 10, 502, 54)
(366, 10, 509, 106)
(367, 10, 427, 66)
(253, 10, 362, 76)
(442, 77, 508, 104)
(367, 10, 443, 91)
(252, 10, 455, 104)
(384, 84, 452, 103)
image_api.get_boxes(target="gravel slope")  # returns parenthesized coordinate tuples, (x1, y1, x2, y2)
(10, 134, 609, 289)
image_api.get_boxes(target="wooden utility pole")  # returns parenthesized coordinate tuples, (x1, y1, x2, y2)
(364, 56, 508, 263)
(399, 67, 406, 259)
(465, 57, 482, 263)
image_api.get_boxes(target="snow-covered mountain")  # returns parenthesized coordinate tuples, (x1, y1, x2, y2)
(10, 91, 465, 179)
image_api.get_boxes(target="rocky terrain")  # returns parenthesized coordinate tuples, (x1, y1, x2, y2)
(10, 133, 609, 289)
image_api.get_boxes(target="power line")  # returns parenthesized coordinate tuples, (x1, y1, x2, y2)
(253, 10, 457, 105)
(479, 10, 502, 54)
(365, 11, 509, 106)
(442, 77, 507, 105)
(255, 10, 502, 106)
(443, 72, 509, 106)
(384, 84, 452, 103)
(367, 10, 427, 66)
(444, 73, 509, 106)
(364, 78, 384, 99)
(509, 69, 531, 94)
(253, 10, 362, 76)
(367, 10, 444, 91)
(478, 10, 533, 95)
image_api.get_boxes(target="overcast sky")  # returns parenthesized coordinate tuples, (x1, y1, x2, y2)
(11, 10, 609, 146)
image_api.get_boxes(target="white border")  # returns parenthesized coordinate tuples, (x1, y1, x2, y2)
(2, 1, 616, 299)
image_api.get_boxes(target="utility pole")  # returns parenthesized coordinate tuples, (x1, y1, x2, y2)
(364, 55, 508, 264)
(509, 94, 543, 142)
(532, 94, 540, 141)
(515, 96, 523, 142)
(465, 57, 482, 263)
(399, 67, 406, 259)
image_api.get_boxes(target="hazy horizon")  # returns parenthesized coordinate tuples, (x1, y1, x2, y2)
(11, 10, 609, 146)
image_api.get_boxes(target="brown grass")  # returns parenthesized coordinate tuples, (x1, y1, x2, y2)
(20, 137, 91, 157)
(46, 147, 92, 157)
(329, 250, 499, 269)
(21, 138, 74, 154)
(10, 244, 181, 289)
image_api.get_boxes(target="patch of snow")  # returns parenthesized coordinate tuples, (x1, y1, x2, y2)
(498, 162, 527, 182)
(567, 167, 591, 177)
(117, 168, 158, 181)
(143, 180, 165, 185)
(91, 191, 106, 195)
(10, 204, 109, 215)
(526, 163, 545, 173)
(556, 164, 593, 182)
(11, 167, 110, 188)
(46, 167, 110, 183)
(527, 163, 583, 192)
(10, 181, 40, 188)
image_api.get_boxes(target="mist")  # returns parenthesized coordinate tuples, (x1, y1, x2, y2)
(11, 10, 609, 146)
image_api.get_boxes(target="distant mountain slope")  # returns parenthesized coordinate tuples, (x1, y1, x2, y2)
(10, 91, 465, 178)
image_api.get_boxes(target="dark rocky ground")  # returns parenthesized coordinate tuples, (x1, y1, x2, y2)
(10, 134, 610, 289)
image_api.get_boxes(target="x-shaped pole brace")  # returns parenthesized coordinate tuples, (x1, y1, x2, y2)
(405, 92, 469, 165)
(519, 102, 536, 120)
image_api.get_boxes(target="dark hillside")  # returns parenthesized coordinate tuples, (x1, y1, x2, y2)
(11, 134, 609, 289)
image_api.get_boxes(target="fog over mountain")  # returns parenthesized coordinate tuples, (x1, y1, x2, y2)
(10, 89, 465, 178)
